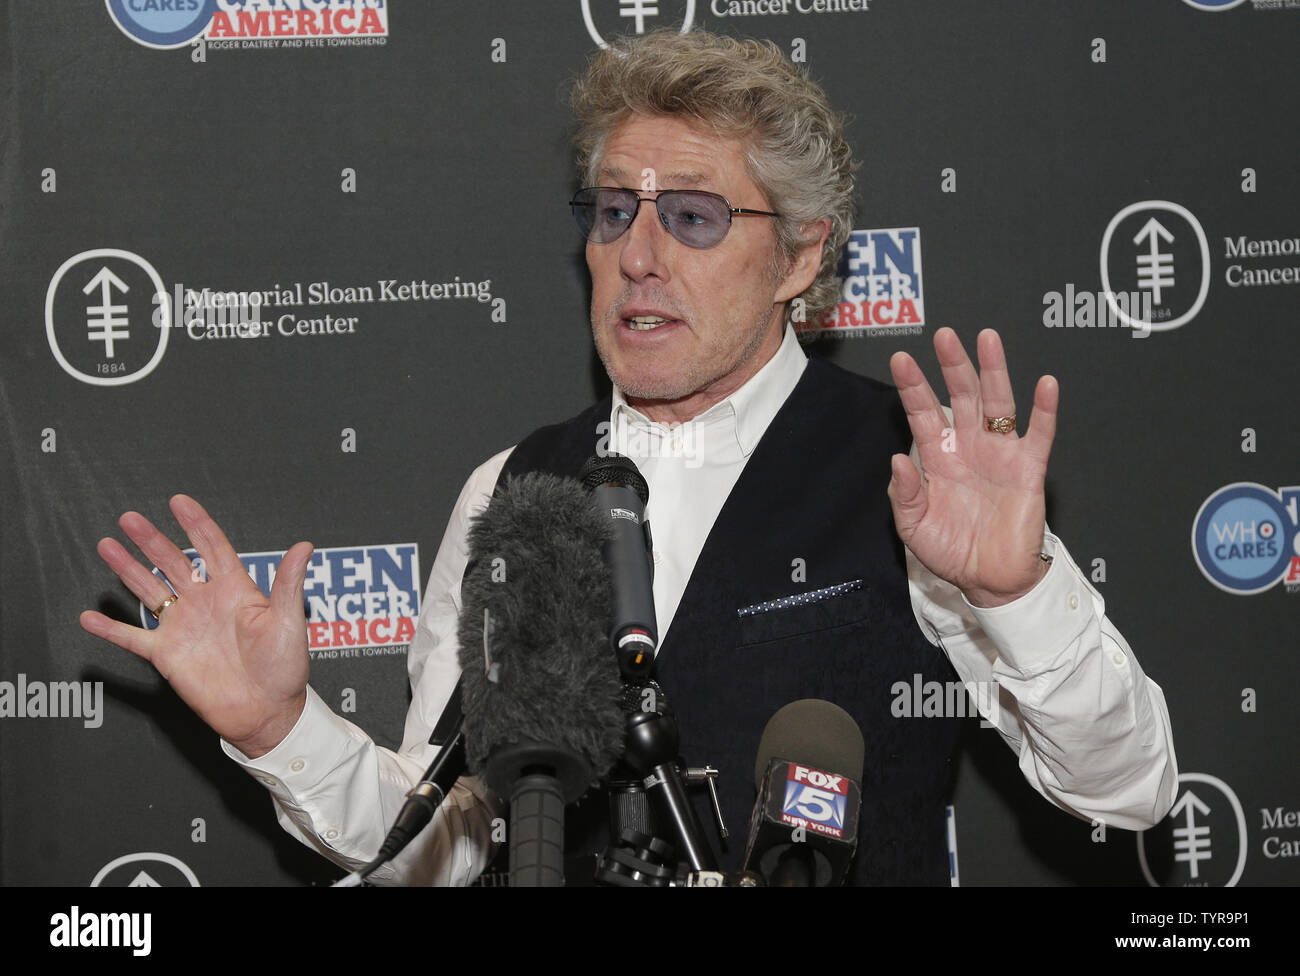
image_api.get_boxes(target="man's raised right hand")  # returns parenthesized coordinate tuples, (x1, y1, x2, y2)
(79, 494, 311, 758)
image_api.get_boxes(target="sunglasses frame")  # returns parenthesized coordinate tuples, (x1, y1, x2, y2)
(569, 186, 780, 249)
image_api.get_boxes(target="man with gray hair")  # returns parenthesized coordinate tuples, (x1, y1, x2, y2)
(82, 29, 1176, 884)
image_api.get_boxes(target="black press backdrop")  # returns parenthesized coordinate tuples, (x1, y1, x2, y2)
(1, 0, 1296, 887)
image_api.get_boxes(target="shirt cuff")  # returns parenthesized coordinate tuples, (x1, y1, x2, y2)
(962, 534, 1097, 675)
(220, 685, 363, 799)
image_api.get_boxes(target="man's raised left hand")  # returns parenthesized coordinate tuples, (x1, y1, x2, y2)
(887, 327, 1058, 608)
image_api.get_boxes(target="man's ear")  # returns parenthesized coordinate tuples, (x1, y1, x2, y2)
(775, 217, 832, 303)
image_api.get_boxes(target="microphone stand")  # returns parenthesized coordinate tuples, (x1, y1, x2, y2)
(595, 679, 727, 885)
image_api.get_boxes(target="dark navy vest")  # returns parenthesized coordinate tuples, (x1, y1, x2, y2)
(495, 357, 963, 885)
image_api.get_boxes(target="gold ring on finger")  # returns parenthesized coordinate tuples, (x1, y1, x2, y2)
(151, 595, 179, 620)
(984, 415, 1016, 434)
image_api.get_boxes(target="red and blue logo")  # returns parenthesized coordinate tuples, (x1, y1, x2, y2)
(107, 0, 389, 49)
(804, 227, 925, 337)
(142, 543, 420, 653)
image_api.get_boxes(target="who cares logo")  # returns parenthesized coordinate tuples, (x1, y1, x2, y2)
(46, 249, 170, 387)
(800, 227, 924, 337)
(582, 0, 695, 48)
(1192, 482, 1300, 595)
(1100, 201, 1210, 333)
(1138, 773, 1246, 887)
(105, 0, 218, 48)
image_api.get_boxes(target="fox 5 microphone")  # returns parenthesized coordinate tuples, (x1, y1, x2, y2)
(457, 472, 626, 886)
(743, 699, 865, 886)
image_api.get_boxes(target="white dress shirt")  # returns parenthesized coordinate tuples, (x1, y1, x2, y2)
(225, 326, 1177, 884)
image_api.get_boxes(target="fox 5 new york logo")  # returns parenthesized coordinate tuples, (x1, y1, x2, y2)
(781, 763, 849, 838)
(1192, 483, 1300, 595)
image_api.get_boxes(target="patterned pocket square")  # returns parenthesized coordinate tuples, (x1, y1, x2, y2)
(736, 579, 865, 618)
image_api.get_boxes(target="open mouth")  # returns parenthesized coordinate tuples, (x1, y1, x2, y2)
(624, 315, 680, 331)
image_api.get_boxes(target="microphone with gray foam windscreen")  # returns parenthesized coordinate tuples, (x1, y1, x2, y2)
(457, 472, 627, 886)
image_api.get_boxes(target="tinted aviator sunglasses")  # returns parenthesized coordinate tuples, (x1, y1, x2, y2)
(569, 187, 779, 250)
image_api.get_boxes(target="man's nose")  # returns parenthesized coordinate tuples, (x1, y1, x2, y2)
(618, 199, 672, 283)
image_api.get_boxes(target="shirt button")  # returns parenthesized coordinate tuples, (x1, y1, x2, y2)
(1067, 593, 1079, 611)
(290, 758, 306, 773)
(1111, 650, 1126, 666)
(652, 550, 662, 565)
(325, 829, 339, 841)
(259, 776, 278, 787)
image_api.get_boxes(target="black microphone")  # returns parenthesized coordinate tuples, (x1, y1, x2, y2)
(742, 700, 865, 886)
(579, 453, 657, 679)
(457, 472, 626, 886)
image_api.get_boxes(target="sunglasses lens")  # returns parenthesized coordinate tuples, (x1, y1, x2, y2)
(657, 191, 731, 248)
(571, 188, 638, 243)
(570, 189, 738, 248)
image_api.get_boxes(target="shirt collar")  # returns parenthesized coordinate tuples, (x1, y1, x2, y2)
(610, 324, 807, 456)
